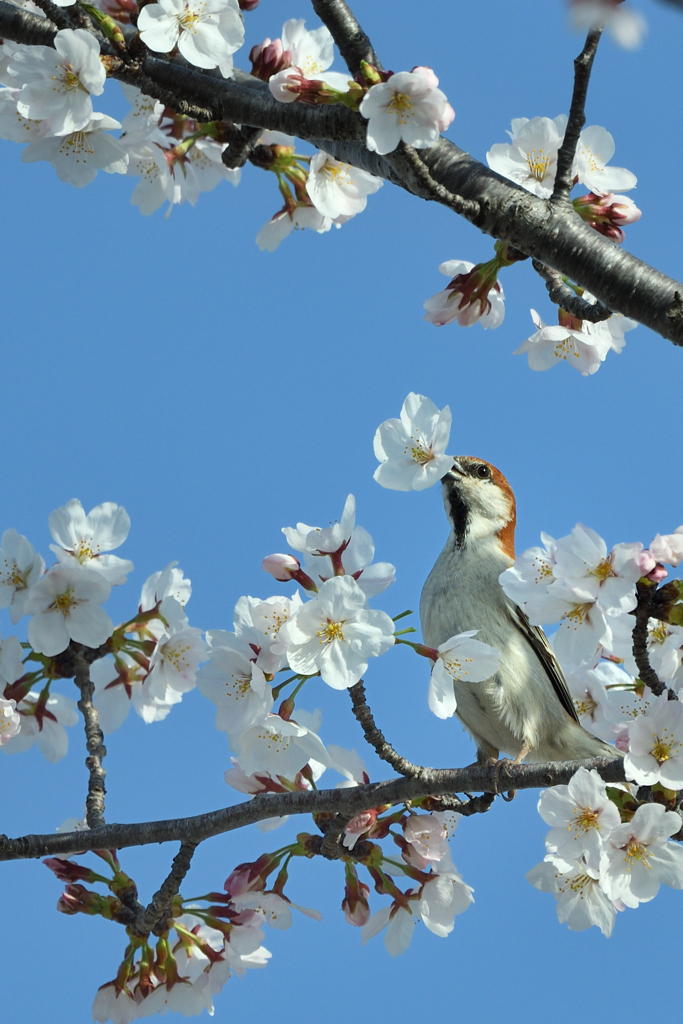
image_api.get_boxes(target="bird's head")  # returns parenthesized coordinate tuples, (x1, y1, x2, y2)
(441, 456, 517, 558)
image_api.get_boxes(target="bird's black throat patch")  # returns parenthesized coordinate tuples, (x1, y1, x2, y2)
(445, 483, 469, 549)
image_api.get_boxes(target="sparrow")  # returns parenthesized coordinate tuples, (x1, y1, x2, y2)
(419, 456, 617, 764)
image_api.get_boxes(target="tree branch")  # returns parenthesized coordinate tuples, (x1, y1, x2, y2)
(552, 27, 603, 202)
(309, 0, 381, 74)
(73, 646, 107, 830)
(2, 3, 683, 344)
(386, 143, 480, 220)
(0, 754, 626, 862)
(531, 259, 612, 321)
(349, 680, 423, 777)
(632, 584, 675, 699)
(132, 841, 198, 936)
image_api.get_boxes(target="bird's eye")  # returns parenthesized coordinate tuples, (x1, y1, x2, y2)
(475, 464, 491, 479)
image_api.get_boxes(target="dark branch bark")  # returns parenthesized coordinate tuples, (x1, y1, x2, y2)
(0, 754, 625, 862)
(632, 584, 675, 698)
(532, 259, 612, 321)
(309, 0, 381, 74)
(132, 841, 198, 936)
(1, 3, 682, 344)
(349, 680, 423, 777)
(73, 646, 107, 830)
(319, 814, 352, 860)
(552, 28, 603, 202)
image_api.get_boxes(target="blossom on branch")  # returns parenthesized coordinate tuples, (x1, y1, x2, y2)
(487, 116, 567, 198)
(359, 70, 454, 155)
(1, 690, 78, 761)
(575, 125, 637, 194)
(9, 30, 106, 136)
(423, 258, 505, 329)
(276, 576, 395, 689)
(0, 528, 44, 623)
(599, 803, 683, 903)
(25, 565, 113, 656)
(515, 307, 635, 376)
(21, 114, 129, 187)
(305, 151, 382, 221)
(137, 0, 244, 75)
(527, 854, 616, 936)
(49, 499, 133, 585)
(0, 697, 21, 745)
(256, 203, 332, 251)
(373, 392, 453, 491)
(538, 768, 621, 870)
(623, 693, 683, 788)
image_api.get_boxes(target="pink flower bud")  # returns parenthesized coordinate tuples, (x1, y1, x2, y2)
(249, 38, 292, 82)
(262, 553, 300, 580)
(224, 853, 279, 897)
(573, 192, 642, 245)
(342, 877, 371, 927)
(411, 65, 439, 88)
(43, 858, 98, 884)
(647, 564, 669, 584)
(637, 549, 657, 576)
(239, 0, 260, 9)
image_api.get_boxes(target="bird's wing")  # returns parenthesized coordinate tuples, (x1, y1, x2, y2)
(509, 604, 580, 724)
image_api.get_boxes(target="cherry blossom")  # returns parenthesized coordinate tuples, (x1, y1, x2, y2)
(0, 697, 21, 745)
(118, 83, 164, 135)
(121, 132, 180, 215)
(24, 565, 113, 656)
(373, 392, 453, 491)
(275, 576, 395, 690)
(427, 631, 502, 720)
(553, 526, 642, 616)
(49, 499, 133, 585)
(137, 0, 244, 75)
(623, 693, 683, 788)
(0, 86, 50, 142)
(214, 592, 303, 674)
(564, 661, 629, 740)
(233, 890, 321, 930)
(515, 308, 616, 376)
(282, 494, 396, 598)
(570, 0, 647, 49)
(281, 18, 333, 78)
(0, 528, 45, 623)
(140, 561, 192, 614)
(1, 690, 78, 761)
(423, 259, 505, 329)
(233, 712, 330, 777)
(527, 854, 616, 936)
(256, 203, 332, 251)
(499, 533, 557, 607)
(189, 137, 241, 192)
(650, 527, 683, 567)
(599, 803, 683, 903)
(403, 814, 449, 863)
(305, 151, 382, 220)
(487, 116, 567, 197)
(359, 71, 453, 155)
(419, 871, 474, 937)
(22, 114, 128, 188)
(576, 125, 637, 194)
(361, 903, 417, 957)
(145, 624, 206, 702)
(573, 191, 642, 243)
(197, 644, 273, 737)
(647, 621, 683, 688)
(9, 30, 106, 136)
(538, 768, 621, 870)
(0, 634, 23, 689)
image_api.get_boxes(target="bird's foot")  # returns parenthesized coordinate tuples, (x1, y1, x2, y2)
(490, 757, 517, 801)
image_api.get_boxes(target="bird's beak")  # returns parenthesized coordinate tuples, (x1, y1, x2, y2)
(441, 459, 465, 482)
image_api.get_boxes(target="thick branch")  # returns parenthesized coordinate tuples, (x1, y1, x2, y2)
(532, 259, 612, 321)
(0, 754, 625, 861)
(552, 28, 603, 202)
(2, 3, 682, 343)
(349, 680, 423, 777)
(132, 841, 198, 936)
(309, 0, 381, 74)
(73, 646, 107, 830)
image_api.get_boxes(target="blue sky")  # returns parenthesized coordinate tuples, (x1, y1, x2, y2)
(2, 0, 682, 1021)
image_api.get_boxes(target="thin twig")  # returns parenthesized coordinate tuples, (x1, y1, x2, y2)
(30, 0, 73, 29)
(132, 841, 198, 936)
(222, 125, 263, 169)
(0, 753, 626, 861)
(73, 645, 107, 830)
(551, 27, 603, 202)
(388, 144, 481, 221)
(310, 0, 381, 74)
(632, 584, 675, 699)
(532, 259, 612, 322)
(349, 680, 424, 777)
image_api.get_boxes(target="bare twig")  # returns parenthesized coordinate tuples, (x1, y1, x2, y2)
(0, 754, 626, 862)
(132, 841, 198, 936)
(349, 681, 424, 777)
(73, 645, 107, 830)
(387, 144, 481, 221)
(310, 0, 381, 74)
(551, 27, 603, 202)
(632, 584, 676, 699)
(30, 0, 73, 29)
(532, 259, 612, 322)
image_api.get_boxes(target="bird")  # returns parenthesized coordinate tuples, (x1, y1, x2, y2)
(419, 455, 618, 765)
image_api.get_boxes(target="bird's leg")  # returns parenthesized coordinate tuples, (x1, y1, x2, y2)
(490, 744, 529, 801)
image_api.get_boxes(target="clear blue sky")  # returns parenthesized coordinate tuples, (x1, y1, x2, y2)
(2, 1, 682, 1021)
